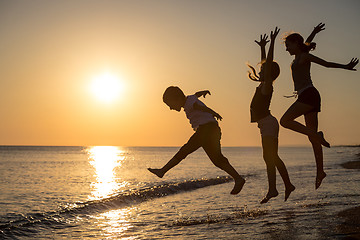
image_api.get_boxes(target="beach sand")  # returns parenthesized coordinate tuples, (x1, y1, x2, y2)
(337, 206, 360, 240)
(337, 160, 360, 239)
(341, 160, 360, 170)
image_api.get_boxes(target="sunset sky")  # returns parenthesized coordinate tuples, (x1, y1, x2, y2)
(0, 0, 359, 146)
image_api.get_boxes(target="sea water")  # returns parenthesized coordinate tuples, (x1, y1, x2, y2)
(0, 146, 359, 239)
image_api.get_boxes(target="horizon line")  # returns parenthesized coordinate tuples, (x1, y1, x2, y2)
(0, 144, 359, 148)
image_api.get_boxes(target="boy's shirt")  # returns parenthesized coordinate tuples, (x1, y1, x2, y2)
(183, 95, 217, 130)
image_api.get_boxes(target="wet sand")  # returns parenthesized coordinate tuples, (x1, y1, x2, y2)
(337, 159, 360, 239)
(337, 206, 360, 239)
(341, 160, 360, 170)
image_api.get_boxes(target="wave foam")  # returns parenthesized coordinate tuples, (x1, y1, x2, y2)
(0, 176, 233, 234)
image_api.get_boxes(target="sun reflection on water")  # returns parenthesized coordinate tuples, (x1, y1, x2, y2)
(87, 146, 127, 200)
(95, 208, 136, 239)
(87, 146, 136, 238)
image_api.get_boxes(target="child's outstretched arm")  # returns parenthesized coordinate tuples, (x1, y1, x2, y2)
(255, 34, 269, 61)
(265, 27, 279, 66)
(307, 55, 358, 71)
(195, 90, 211, 98)
(194, 102, 222, 121)
(306, 22, 325, 43)
(262, 27, 280, 95)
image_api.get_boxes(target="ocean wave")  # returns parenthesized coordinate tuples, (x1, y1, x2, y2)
(70, 176, 234, 213)
(0, 176, 233, 235)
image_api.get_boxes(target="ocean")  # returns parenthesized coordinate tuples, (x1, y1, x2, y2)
(0, 145, 359, 239)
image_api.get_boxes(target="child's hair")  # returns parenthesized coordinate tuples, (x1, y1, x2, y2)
(247, 63, 260, 81)
(285, 33, 316, 53)
(247, 61, 280, 82)
(163, 86, 185, 104)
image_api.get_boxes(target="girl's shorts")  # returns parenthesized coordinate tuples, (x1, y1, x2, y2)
(296, 87, 321, 113)
(257, 114, 279, 138)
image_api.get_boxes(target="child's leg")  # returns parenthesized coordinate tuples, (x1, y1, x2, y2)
(261, 136, 279, 203)
(202, 125, 245, 195)
(206, 149, 245, 195)
(274, 158, 295, 201)
(280, 102, 329, 147)
(148, 132, 201, 178)
(148, 156, 182, 178)
(263, 136, 295, 202)
(304, 112, 326, 189)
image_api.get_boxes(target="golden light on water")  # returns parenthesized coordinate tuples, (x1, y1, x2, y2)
(96, 208, 136, 239)
(87, 146, 127, 200)
(87, 146, 135, 237)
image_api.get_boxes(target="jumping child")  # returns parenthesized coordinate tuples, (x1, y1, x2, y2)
(148, 87, 245, 195)
(248, 27, 295, 203)
(280, 23, 358, 189)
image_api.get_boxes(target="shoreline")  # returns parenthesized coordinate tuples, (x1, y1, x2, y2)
(336, 158, 360, 239)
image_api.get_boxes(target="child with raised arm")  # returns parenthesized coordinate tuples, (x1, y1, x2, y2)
(280, 23, 359, 189)
(148, 87, 245, 195)
(248, 27, 295, 203)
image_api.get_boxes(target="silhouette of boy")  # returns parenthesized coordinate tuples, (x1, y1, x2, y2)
(148, 86, 245, 194)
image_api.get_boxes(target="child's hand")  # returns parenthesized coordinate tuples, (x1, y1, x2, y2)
(312, 22, 325, 34)
(345, 58, 359, 71)
(306, 23, 325, 44)
(202, 90, 211, 98)
(255, 34, 269, 47)
(195, 90, 211, 98)
(270, 27, 280, 41)
(214, 113, 223, 121)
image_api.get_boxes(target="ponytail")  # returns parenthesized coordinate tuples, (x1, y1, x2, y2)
(247, 64, 260, 82)
(304, 42, 316, 52)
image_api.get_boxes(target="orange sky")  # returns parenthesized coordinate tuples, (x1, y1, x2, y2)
(0, 0, 359, 146)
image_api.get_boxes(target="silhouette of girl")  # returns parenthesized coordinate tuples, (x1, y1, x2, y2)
(280, 23, 358, 189)
(248, 27, 295, 203)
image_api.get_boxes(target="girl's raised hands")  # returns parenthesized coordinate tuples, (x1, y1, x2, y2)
(270, 27, 280, 41)
(346, 58, 359, 71)
(313, 22, 325, 34)
(255, 34, 269, 47)
(306, 22, 325, 43)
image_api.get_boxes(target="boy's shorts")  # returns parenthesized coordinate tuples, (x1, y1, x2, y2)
(257, 114, 279, 138)
(174, 121, 222, 160)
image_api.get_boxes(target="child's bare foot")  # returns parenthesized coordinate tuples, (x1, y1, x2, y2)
(317, 131, 330, 148)
(315, 171, 326, 189)
(230, 178, 245, 195)
(260, 190, 278, 204)
(285, 184, 295, 202)
(147, 168, 165, 178)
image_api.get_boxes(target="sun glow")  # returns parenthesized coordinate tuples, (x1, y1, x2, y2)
(90, 72, 124, 103)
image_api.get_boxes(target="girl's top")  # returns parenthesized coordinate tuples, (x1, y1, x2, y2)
(250, 85, 273, 123)
(291, 54, 313, 92)
(184, 95, 217, 130)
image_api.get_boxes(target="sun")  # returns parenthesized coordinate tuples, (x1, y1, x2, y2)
(90, 72, 124, 103)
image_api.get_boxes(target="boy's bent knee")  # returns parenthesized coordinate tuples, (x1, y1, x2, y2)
(212, 156, 229, 169)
